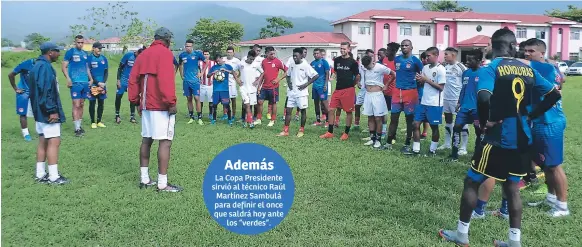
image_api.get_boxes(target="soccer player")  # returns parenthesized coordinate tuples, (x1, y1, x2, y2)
(258, 46, 287, 127)
(115, 48, 143, 124)
(440, 47, 468, 152)
(320, 42, 360, 140)
(283, 47, 307, 121)
(386, 40, 424, 150)
(402, 47, 446, 155)
(354, 49, 375, 130)
(419, 51, 430, 140)
(277, 48, 319, 137)
(443, 49, 484, 162)
(379, 43, 399, 137)
(129, 27, 182, 192)
(208, 54, 240, 126)
(199, 50, 216, 119)
(178, 39, 205, 125)
(29, 42, 68, 184)
(310, 48, 331, 126)
(87, 42, 108, 129)
(62, 35, 94, 137)
(239, 50, 264, 128)
(241, 44, 264, 121)
(438, 28, 561, 247)
(360, 55, 395, 148)
(8, 58, 35, 141)
(522, 38, 569, 217)
(224, 46, 242, 122)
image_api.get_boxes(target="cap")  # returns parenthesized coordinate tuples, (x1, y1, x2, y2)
(154, 27, 173, 40)
(93, 42, 103, 49)
(40, 42, 64, 53)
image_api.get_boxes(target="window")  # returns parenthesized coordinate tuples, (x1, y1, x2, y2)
(400, 24, 412, 36)
(444, 25, 449, 31)
(569, 53, 579, 61)
(331, 52, 338, 58)
(419, 25, 431, 36)
(536, 30, 546, 39)
(476, 25, 482, 32)
(571, 30, 580, 40)
(384, 23, 390, 29)
(359, 25, 370, 35)
(516, 27, 527, 39)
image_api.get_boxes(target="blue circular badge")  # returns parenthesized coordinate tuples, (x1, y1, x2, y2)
(202, 143, 295, 235)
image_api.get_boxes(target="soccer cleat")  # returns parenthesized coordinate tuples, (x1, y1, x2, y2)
(312, 121, 322, 126)
(221, 115, 228, 120)
(242, 122, 247, 128)
(471, 210, 486, 219)
(75, 129, 83, 137)
(208, 114, 214, 120)
(438, 229, 469, 247)
(266, 113, 271, 120)
(340, 133, 349, 141)
(490, 209, 509, 220)
(493, 239, 521, 247)
(281, 115, 286, 121)
(24, 135, 32, 142)
(210, 120, 216, 125)
(115, 116, 121, 124)
(228, 119, 234, 126)
(188, 119, 195, 124)
(254, 119, 262, 125)
(267, 120, 275, 127)
(97, 122, 106, 128)
(518, 180, 530, 190)
(130, 117, 137, 124)
(424, 150, 437, 157)
(139, 179, 157, 189)
(34, 174, 49, 184)
(80, 128, 86, 134)
(401, 146, 419, 155)
(320, 132, 334, 139)
(437, 145, 451, 150)
(548, 207, 570, 217)
(157, 183, 183, 192)
(91, 123, 98, 129)
(48, 175, 70, 185)
(400, 145, 411, 153)
(249, 123, 255, 129)
(361, 137, 371, 141)
(364, 140, 374, 146)
(296, 131, 304, 138)
(458, 149, 468, 156)
(198, 119, 204, 125)
(277, 131, 289, 137)
(373, 141, 382, 149)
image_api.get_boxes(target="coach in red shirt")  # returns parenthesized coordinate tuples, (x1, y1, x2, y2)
(257, 46, 287, 126)
(128, 27, 182, 193)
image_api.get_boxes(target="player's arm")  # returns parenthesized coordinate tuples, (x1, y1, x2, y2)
(8, 64, 21, 93)
(298, 68, 320, 90)
(528, 70, 562, 120)
(86, 61, 94, 85)
(384, 67, 396, 87)
(476, 65, 496, 127)
(61, 49, 72, 86)
(128, 57, 141, 106)
(274, 61, 288, 84)
(350, 61, 361, 86)
(178, 56, 185, 80)
(36, 64, 58, 115)
(207, 66, 216, 78)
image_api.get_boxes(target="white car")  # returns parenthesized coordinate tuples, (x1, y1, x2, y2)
(566, 62, 582, 76)
(557, 62, 569, 74)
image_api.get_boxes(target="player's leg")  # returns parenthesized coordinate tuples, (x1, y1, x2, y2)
(157, 139, 181, 192)
(447, 121, 465, 161)
(539, 121, 568, 216)
(313, 88, 322, 125)
(115, 91, 123, 123)
(278, 104, 293, 136)
(422, 121, 430, 140)
(222, 94, 233, 126)
(460, 124, 470, 155)
(386, 112, 400, 148)
(441, 111, 454, 150)
(269, 89, 279, 126)
(73, 99, 84, 136)
(382, 95, 391, 136)
(231, 98, 237, 121)
(256, 96, 264, 125)
(321, 99, 329, 127)
(20, 115, 31, 141)
(97, 98, 105, 127)
(17, 94, 32, 141)
(354, 104, 361, 128)
(41, 123, 66, 184)
(35, 131, 48, 181)
(406, 104, 423, 154)
(187, 95, 195, 123)
(366, 116, 376, 146)
(494, 178, 523, 246)
(139, 137, 155, 187)
(341, 89, 355, 140)
(89, 98, 97, 128)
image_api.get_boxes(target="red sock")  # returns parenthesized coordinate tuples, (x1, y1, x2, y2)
(223, 108, 227, 114)
(247, 112, 253, 123)
(283, 125, 289, 132)
(299, 127, 304, 132)
(257, 113, 262, 119)
(272, 113, 276, 121)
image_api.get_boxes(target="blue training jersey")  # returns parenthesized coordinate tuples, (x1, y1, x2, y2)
(394, 55, 424, 90)
(64, 48, 90, 83)
(120, 52, 136, 83)
(458, 68, 480, 110)
(209, 64, 233, 92)
(88, 53, 108, 83)
(310, 58, 330, 89)
(13, 59, 35, 93)
(529, 60, 566, 124)
(179, 50, 205, 81)
(477, 57, 555, 150)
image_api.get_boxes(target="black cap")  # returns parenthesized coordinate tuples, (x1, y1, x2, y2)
(93, 42, 103, 49)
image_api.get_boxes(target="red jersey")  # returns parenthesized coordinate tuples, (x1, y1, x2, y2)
(261, 58, 286, 89)
(199, 60, 216, 86)
(380, 57, 396, 95)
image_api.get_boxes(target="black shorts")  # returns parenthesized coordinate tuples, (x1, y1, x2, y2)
(470, 143, 530, 181)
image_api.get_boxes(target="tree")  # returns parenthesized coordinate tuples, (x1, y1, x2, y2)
(2, 38, 15, 47)
(68, 24, 89, 42)
(546, 5, 582, 23)
(420, 0, 472, 12)
(120, 17, 159, 47)
(258, 17, 294, 39)
(78, 1, 138, 40)
(189, 18, 244, 56)
(24, 33, 50, 50)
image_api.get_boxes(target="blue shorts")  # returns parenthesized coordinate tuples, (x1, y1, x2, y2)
(455, 108, 479, 126)
(414, 104, 443, 125)
(532, 121, 566, 167)
(183, 80, 201, 97)
(390, 88, 418, 115)
(213, 91, 230, 105)
(87, 86, 107, 101)
(312, 86, 328, 101)
(259, 88, 279, 103)
(417, 87, 424, 103)
(16, 92, 30, 116)
(70, 83, 90, 100)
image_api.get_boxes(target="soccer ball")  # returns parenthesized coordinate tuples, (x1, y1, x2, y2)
(214, 71, 226, 81)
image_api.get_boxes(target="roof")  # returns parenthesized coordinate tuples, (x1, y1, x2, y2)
(457, 35, 490, 47)
(99, 37, 121, 44)
(240, 32, 354, 45)
(332, 9, 580, 25)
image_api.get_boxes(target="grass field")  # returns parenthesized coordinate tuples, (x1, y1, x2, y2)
(1, 62, 581, 246)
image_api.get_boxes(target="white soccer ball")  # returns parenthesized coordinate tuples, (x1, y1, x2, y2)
(214, 71, 225, 81)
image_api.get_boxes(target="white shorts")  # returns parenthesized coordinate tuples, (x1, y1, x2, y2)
(240, 87, 257, 106)
(356, 88, 367, 105)
(362, 91, 388, 117)
(36, 122, 61, 138)
(327, 81, 332, 96)
(141, 110, 176, 141)
(286, 95, 308, 109)
(200, 85, 213, 103)
(443, 99, 458, 114)
(229, 82, 238, 98)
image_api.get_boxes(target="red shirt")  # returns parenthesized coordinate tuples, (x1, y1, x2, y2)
(199, 60, 216, 86)
(380, 57, 396, 95)
(128, 40, 176, 111)
(261, 58, 286, 89)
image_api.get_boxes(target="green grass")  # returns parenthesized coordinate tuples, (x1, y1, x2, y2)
(2, 63, 581, 246)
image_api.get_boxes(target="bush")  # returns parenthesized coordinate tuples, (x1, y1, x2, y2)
(1, 51, 125, 69)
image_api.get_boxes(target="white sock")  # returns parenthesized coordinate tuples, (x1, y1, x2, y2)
(158, 174, 168, 189)
(445, 123, 453, 146)
(547, 193, 557, 204)
(48, 164, 59, 181)
(461, 125, 469, 150)
(555, 200, 568, 211)
(140, 167, 150, 184)
(36, 162, 46, 178)
(430, 141, 439, 152)
(508, 228, 521, 242)
(457, 220, 470, 234)
(412, 142, 421, 152)
(22, 128, 30, 137)
(74, 120, 81, 130)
